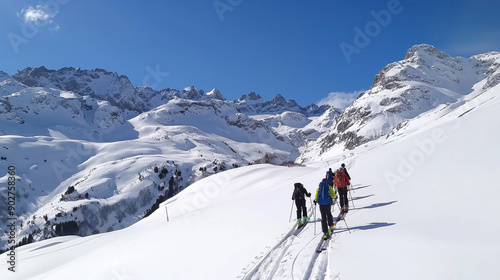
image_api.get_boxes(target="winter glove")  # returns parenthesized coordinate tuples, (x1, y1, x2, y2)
(306, 192, 311, 197)
(313, 200, 317, 205)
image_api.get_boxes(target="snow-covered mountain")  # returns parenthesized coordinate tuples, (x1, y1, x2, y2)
(299, 44, 500, 161)
(0, 66, 331, 252)
(0, 44, 499, 279)
(0, 96, 301, 252)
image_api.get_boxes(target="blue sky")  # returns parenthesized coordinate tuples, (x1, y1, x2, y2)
(1, 0, 499, 107)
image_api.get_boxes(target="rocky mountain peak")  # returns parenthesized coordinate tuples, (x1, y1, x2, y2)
(182, 86, 203, 100)
(370, 43, 474, 91)
(404, 44, 451, 61)
(236, 92, 263, 103)
(0, 71, 10, 82)
(13, 66, 135, 96)
(247, 92, 262, 100)
(206, 88, 225, 100)
(270, 94, 287, 104)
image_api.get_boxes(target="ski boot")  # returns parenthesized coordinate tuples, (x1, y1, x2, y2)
(297, 218, 303, 228)
(323, 230, 331, 240)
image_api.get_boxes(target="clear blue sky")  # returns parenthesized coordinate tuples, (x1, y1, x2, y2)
(1, 0, 499, 107)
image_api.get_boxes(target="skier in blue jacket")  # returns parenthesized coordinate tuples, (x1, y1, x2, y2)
(326, 168, 334, 187)
(314, 178, 337, 239)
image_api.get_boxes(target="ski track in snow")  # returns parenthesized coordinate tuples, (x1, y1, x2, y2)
(240, 221, 298, 280)
(241, 206, 352, 280)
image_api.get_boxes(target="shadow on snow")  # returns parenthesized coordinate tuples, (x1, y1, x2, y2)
(336, 222, 396, 234)
(356, 201, 397, 210)
(352, 194, 375, 201)
(350, 222, 395, 231)
(351, 185, 371, 191)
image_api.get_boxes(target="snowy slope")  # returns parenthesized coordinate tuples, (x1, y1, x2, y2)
(1, 81, 499, 279)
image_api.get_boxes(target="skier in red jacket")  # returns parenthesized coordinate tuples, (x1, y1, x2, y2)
(334, 163, 351, 213)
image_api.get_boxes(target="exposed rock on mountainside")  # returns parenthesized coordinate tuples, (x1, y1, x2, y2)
(298, 44, 500, 162)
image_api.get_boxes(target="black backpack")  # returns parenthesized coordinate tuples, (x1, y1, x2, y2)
(293, 183, 310, 200)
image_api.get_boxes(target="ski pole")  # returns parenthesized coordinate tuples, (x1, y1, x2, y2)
(165, 204, 169, 222)
(314, 201, 317, 236)
(289, 200, 294, 223)
(308, 196, 313, 232)
(342, 216, 351, 234)
(336, 198, 351, 233)
(308, 196, 313, 215)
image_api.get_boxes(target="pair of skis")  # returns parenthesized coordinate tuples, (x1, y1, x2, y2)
(316, 211, 346, 252)
(293, 219, 309, 236)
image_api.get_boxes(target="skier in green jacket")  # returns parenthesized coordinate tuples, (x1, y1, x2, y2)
(314, 178, 337, 239)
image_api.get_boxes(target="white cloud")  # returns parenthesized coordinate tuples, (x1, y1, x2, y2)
(318, 91, 363, 110)
(23, 6, 52, 23)
(18, 5, 60, 30)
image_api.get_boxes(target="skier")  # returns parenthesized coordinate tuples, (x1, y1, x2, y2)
(314, 178, 337, 239)
(326, 168, 334, 187)
(334, 164, 351, 213)
(292, 182, 311, 227)
(340, 163, 351, 181)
